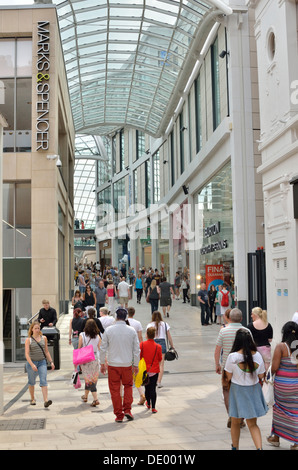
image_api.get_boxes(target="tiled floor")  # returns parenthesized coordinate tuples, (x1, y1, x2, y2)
(0, 294, 283, 451)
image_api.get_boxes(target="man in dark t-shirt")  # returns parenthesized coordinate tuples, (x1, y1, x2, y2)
(159, 277, 174, 318)
(198, 282, 211, 326)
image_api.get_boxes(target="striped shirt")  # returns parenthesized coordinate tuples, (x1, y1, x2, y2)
(216, 323, 250, 368)
(29, 336, 46, 361)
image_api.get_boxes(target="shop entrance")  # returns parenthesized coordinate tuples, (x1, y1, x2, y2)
(3, 288, 32, 363)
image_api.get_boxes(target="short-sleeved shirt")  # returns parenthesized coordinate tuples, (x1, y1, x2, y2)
(247, 322, 273, 347)
(216, 323, 250, 368)
(198, 289, 208, 304)
(128, 317, 142, 334)
(159, 281, 172, 298)
(95, 287, 107, 303)
(224, 351, 265, 386)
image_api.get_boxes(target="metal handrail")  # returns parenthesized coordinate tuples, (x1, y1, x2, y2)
(27, 312, 39, 324)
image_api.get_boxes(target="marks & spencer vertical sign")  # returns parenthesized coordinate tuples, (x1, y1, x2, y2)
(36, 21, 50, 151)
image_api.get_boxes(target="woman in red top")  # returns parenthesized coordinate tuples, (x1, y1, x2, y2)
(140, 327, 163, 413)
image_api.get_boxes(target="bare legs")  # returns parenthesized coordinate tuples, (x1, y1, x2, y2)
(231, 417, 262, 450)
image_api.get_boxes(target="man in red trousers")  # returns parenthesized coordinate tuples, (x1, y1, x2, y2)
(100, 307, 139, 422)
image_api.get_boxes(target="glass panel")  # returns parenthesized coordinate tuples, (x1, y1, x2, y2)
(197, 161, 233, 287)
(153, 151, 160, 203)
(15, 183, 31, 258)
(1, 78, 14, 152)
(16, 78, 32, 152)
(3, 290, 12, 362)
(3, 183, 15, 258)
(0, 40, 15, 77)
(16, 39, 32, 76)
(113, 177, 126, 221)
(211, 37, 221, 130)
(15, 288, 32, 361)
(54, 0, 215, 136)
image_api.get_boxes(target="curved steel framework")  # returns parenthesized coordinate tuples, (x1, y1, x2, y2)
(55, 0, 232, 137)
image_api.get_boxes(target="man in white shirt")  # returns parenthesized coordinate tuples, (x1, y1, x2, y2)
(100, 307, 140, 422)
(99, 307, 115, 329)
(117, 277, 131, 308)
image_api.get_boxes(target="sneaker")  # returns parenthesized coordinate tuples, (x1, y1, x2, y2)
(157, 383, 163, 388)
(152, 408, 158, 413)
(44, 400, 52, 408)
(115, 417, 123, 423)
(124, 411, 134, 421)
(267, 435, 280, 447)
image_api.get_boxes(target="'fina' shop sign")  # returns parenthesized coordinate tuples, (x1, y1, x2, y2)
(36, 21, 50, 151)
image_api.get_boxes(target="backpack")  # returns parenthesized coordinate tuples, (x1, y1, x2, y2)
(221, 291, 229, 307)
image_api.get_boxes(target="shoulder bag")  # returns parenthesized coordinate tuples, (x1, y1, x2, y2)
(73, 334, 95, 366)
(164, 323, 178, 361)
(141, 344, 158, 386)
(31, 336, 47, 360)
(262, 365, 275, 406)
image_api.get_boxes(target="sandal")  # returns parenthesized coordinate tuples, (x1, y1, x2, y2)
(81, 395, 88, 402)
(138, 395, 146, 405)
(30, 399, 36, 405)
(91, 400, 99, 407)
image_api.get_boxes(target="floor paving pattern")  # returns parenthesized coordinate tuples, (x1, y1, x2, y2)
(0, 294, 284, 451)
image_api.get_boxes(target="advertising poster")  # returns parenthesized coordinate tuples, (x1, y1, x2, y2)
(205, 264, 224, 290)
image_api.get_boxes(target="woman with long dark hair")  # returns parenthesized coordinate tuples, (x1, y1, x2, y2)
(224, 328, 268, 450)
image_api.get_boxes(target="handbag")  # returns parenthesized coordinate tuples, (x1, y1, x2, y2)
(164, 323, 178, 361)
(74, 374, 81, 389)
(73, 335, 95, 366)
(141, 344, 158, 386)
(165, 348, 179, 361)
(262, 365, 275, 406)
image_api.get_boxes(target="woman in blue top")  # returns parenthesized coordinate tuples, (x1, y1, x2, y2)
(134, 273, 144, 304)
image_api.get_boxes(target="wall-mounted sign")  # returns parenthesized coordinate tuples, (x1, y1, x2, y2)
(204, 221, 220, 239)
(201, 221, 228, 254)
(36, 21, 50, 151)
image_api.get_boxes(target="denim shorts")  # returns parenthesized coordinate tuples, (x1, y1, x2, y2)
(154, 338, 166, 354)
(26, 359, 48, 387)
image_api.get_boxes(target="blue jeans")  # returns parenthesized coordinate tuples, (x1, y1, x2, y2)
(26, 359, 48, 386)
(200, 303, 210, 325)
(150, 299, 159, 314)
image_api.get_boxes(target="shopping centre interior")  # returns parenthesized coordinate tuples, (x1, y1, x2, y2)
(0, 0, 298, 372)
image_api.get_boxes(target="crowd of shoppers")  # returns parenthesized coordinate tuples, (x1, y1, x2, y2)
(25, 263, 298, 450)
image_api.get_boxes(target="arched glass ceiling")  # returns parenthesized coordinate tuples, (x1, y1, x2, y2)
(54, 0, 232, 137)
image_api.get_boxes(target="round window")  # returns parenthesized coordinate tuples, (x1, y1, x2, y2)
(267, 31, 276, 62)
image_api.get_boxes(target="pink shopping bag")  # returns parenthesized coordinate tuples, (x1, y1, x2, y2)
(73, 344, 95, 366)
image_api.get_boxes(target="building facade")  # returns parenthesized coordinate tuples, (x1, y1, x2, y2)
(95, 6, 264, 325)
(252, 0, 298, 336)
(0, 5, 75, 362)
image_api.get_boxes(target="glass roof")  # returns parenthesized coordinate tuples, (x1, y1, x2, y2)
(74, 134, 106, 229)
(54, 0, 232, 137)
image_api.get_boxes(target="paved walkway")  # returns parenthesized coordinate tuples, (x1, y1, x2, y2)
(0, 294, 281, 451)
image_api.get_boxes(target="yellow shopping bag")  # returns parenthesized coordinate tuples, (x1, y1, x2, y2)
(134, 357, 147, 388)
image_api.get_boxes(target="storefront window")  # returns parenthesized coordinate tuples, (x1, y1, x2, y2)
(197, 161, 233, 290)
(0, 38, 32, 152)
(2, 182, 31, 258)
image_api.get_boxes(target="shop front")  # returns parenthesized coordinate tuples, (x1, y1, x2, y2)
(99, 239, 112, 272)
(196, 161, 234, 295)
